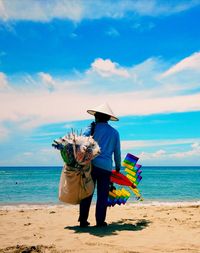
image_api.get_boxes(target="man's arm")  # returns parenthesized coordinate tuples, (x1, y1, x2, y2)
(114, 131, 121, 172)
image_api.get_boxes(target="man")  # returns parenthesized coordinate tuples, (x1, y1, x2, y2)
(79, 103, 121, 227)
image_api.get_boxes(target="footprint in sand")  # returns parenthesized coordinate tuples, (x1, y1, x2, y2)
(24, 223, 31, 226)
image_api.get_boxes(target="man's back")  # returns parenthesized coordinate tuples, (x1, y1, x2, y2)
(91, 122, 121, 171)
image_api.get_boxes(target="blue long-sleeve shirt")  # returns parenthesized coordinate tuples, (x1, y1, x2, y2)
(84, 122, 121, 172)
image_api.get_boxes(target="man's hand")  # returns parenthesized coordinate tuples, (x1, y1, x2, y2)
(115, 167, 120, 172)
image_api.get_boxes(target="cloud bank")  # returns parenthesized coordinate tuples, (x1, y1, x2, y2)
(138, 141, 200, 165)
(0, 51, 200, 135)
(0, 0, 199, 22)
(162, 51, 200, 77)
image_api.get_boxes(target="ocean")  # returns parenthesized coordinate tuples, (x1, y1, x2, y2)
(0, 166, 199, 206)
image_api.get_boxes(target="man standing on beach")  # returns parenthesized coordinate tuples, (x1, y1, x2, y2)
(79, 103, 121, 227)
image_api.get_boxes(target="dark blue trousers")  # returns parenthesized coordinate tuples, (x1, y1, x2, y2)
(79, 166, 111, 225)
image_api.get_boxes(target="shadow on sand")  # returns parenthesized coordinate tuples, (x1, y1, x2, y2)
(65, 218, 151, 237)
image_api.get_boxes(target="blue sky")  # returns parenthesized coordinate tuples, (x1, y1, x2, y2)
(0, 0, 200, 166)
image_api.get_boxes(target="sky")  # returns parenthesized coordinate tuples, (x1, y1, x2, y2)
(0, 0, 200, 166)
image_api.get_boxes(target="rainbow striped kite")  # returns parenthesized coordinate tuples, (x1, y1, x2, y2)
(108, 153, 143, 207)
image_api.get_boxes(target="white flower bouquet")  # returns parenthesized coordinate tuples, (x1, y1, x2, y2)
(52, 130, 100, 167)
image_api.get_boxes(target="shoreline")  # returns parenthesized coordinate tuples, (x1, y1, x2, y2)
(0, 200, 199, 210)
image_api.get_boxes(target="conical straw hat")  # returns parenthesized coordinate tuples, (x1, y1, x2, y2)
(87, 103, 119, 121)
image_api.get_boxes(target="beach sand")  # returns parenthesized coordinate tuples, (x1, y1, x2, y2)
(0, 203, 199, 253)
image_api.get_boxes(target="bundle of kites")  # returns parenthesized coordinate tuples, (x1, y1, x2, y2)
(108, 153, 143, 207)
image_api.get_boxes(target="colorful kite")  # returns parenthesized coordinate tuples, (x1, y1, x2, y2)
(108, 153, 143, 207)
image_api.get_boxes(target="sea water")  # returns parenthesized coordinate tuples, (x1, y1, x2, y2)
(0, 166, 199, 205)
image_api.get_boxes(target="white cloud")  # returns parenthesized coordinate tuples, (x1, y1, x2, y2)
(153, 149, 166, 157)
(133, 0, 199, 16)
(0, 0, 83, 22)
(0, 0, 199, 22)
(39, 72, 54, 84)
(139, 149, 166, 159)
(0, 86, 200, 131)
(132, 21, 155, 32)
(89, 58, 130, 78)
(0, 52, 200, 130)
(171, 142, 200, 158)
(121, 138, 200, 149)
(38, 72, 55, 90)
(139, 149, 167, 160)
(8, 147, 60, 166)
(161, 52, 200, 77)
(113, 93, 200, 116)
(0, 0, 6, 20)
(135, 141, 200, 165)
(0, 72, 9, 89)
(156, 52, 200, 96)
(106, 27, 120, 37)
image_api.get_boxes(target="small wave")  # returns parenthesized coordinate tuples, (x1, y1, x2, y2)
(0, 202, 70, 210)
(127, 200, 200, 207)
(0, 171, 12, 175)
(0, 200, 199, 210)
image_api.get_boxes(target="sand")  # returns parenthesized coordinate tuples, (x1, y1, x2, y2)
(0, 203, 199, 253)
